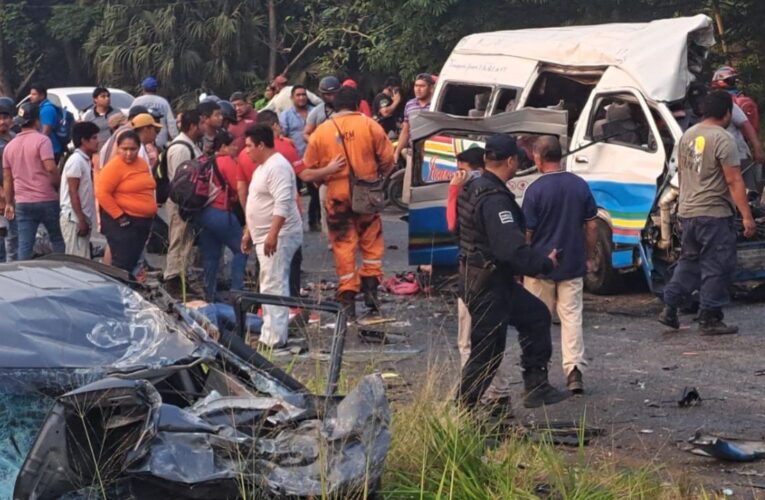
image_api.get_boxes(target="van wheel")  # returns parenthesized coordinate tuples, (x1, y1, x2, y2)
(386, 169, 408, 211)
(584, 220, 621, 294)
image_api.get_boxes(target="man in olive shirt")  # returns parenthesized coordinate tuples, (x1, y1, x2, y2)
(660, 90, 756, 335)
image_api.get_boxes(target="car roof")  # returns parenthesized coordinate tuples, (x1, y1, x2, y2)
(48, 87, 132, 95)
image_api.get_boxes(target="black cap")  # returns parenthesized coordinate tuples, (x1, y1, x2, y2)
(319, 76, 341, 94)
(0, 97, 13, 116)
(15, 102, 39, 127)
(229, 91, 247, 102)
(128, 105, 149, 119)
(484, 134, 518, 161)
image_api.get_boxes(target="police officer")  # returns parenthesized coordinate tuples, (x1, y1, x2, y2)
(456, 134, 569, 410)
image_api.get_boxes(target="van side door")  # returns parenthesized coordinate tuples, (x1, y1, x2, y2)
(567, 89, 666, 248)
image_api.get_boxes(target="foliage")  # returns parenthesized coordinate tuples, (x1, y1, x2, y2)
(0, 0, 763, 104)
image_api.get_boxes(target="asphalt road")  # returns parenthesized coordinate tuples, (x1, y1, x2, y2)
(294, 205, 765, 498)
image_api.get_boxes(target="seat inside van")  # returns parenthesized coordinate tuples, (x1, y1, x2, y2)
(525, 70, 602, 135)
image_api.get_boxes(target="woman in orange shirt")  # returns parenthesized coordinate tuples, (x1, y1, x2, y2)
(95, 131, 157, 275)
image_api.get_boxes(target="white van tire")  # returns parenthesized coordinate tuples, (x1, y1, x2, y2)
(584, 220, 621, 295)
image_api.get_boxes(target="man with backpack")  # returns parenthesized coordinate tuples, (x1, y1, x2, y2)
(163, 110, 203, 297)
(29, 83, 71, 163)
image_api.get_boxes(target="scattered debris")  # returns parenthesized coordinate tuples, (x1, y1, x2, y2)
(386, 244, 399, 250)
(382, 273, 420, 295)
(644, 399, 661, 408)
(755, 369, 765, 376)
(521, 420, 605, 447)
(687, 432, 765, 462)
(639, 429, 655, 434)
(678, 387, 702, 407)
(358, 329, 408, 345)
(662, 365, 680, 371)
(357, 316, 397, 327)
(630, 380, 646, 390)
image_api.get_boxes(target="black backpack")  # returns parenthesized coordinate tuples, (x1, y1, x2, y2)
(169, 155, 226, 221)
(156, 141, 195, 204)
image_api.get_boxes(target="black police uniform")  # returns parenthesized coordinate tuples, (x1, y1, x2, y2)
(456, 170, 555, 408)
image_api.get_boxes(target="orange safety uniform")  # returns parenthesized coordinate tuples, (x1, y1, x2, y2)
(304, 112, 394, 295)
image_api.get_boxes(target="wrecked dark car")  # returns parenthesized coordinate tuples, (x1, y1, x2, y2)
(0, 257, 390, 499)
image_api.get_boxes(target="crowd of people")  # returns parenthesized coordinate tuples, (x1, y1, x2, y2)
(0, 64, 758, 414)
(0, 73, 426, 355)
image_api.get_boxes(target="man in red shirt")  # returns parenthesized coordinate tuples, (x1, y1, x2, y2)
(228, 91, 258, 151)
(237, 109, 342, 297)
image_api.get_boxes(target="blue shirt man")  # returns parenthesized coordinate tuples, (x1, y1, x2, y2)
(279, 85, 313, 157)
(521, 135, 598, 394)
(29, 84, 62, 156)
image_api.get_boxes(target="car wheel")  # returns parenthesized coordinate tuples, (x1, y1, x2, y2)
(584, 219, 621, 294)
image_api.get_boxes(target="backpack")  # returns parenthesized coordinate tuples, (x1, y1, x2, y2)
(43, 101, 74, 146)
(156, 141, 195, 204)
(169, 155, 225, 221)
(733, 94, 760, 133)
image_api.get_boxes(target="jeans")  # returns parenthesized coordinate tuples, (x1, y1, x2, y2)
(197, 207, 246, 301)
(100, 210, 153, 274)
(663, 216, 736, 311)
(458, 277, 552, 409)
(256, 231, 302, 347)
(525, 277, 587, 376)
(0, 217, 18, 262)
(16, 201, 65, 260)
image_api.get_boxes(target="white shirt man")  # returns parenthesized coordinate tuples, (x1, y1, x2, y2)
(60, 123, 100, 258)
(242, 126, 303, 350)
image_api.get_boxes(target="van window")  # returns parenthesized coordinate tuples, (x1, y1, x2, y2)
(586, 94, 657, 152)
(437, 84, 492, 117)
(525, 71, 601, 134)
(491, 88, 519, 115)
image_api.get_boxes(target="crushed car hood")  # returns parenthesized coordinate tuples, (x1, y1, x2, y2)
(0, 260, 201, 372)
(0, 259, 391, 499)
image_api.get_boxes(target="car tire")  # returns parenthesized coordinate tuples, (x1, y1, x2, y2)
(584, 219, 621, 295)
(386, 169, 408, 211)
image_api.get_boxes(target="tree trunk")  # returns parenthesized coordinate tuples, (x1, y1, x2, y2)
(0, 0, 13, 96)
(63, 41, 81, 84)
(268, 0, 277, 80)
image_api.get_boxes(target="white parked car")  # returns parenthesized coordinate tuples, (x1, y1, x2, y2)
(18, 86, 135, 120)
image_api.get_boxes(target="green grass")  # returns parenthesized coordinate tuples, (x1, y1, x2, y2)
(378, 374, 710, 500)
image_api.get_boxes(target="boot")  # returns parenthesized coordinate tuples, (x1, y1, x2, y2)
(567, 367, 584, 394)
(481, 396, 514, 422)
(361, 277, 381, 314)
(658, 305, 679, 329)
(698, 308, 738, 336)
(338, 291, 357, 322)
(522, 367, 570, 408)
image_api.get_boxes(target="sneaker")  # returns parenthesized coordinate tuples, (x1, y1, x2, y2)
(658, 305, 680, 329)
(567, 367, 584, 394)
(481, 396, 514, 421)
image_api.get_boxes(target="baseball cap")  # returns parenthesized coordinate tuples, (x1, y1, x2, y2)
(342, 79, 358, 89)
(0, 97, 14, 116)
(142, 76, 159, 91)
(131, 113, 162, 129)
(14, 102, 39, 127)
(229, 91, 247, 102)
(128, 105, 149, 119)
(484, 134, 518, 161)
(319, 76, 341, 94)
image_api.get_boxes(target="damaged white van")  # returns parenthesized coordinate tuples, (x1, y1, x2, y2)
(407, 14, 765, 293)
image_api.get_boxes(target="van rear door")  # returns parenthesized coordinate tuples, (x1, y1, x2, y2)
(407, 109, 568, 267)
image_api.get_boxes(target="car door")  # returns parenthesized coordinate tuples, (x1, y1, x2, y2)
(407, 109, 568, 267)
(566, 88, 666, 246)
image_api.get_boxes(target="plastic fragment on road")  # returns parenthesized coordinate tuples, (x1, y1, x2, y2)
(687, 432, 765, 462)
(678, 386, 702, 407)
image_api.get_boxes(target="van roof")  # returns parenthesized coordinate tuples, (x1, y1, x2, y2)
(451, 15, 714, 103)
